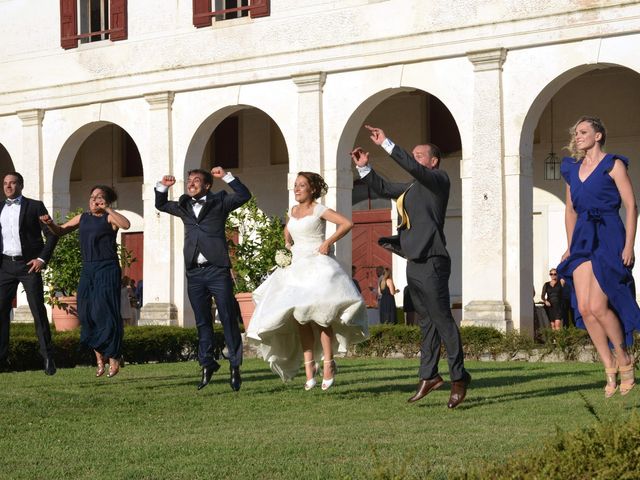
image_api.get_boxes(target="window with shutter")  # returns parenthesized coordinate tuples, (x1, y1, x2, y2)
(192, 0, 269, 27)
(60, 0, 128, 49)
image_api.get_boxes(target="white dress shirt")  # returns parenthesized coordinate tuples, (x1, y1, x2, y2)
(1, 196, 23, 256)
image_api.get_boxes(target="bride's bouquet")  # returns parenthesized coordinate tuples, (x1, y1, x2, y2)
(275, 249, 292, 268)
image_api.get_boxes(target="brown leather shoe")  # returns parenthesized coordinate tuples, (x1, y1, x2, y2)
(407, 375, 444, 403)
(447, 371, 471, 409)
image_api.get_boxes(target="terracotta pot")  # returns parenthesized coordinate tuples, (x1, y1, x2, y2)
(235, 292, 255, 330)
(51, 296, 80, 331)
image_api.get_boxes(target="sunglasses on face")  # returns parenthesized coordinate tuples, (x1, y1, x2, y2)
(549, 273, 557, 276)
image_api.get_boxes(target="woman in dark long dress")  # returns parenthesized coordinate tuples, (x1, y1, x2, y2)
(541, 268, 564, 330)
(378, 267, 398, 324)
(41, 185, 130, 377)
(557, 116, 639, 397)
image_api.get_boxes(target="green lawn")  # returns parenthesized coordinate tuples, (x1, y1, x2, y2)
(0, 358, 638, 479)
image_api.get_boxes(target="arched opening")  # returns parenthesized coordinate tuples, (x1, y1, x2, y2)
(341, 89, 462, 317)
(55, 123, 145, 293)
(187, 106, 290, 218)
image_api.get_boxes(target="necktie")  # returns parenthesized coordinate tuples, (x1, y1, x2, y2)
(396, 183, 414, 230)
(5, 198, 20, 206)
(191, 198, 205, 206)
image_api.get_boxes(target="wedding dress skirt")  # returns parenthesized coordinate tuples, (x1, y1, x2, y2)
(246, 204, 369, 381)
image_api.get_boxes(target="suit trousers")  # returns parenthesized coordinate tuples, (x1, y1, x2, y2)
(0, 259, 54, 361)
(406, 256, 465, 381)
(186, 265, 242, 368)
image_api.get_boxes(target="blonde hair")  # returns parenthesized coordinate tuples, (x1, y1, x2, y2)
(379, 267, 391, 291)
(566, 116, 607, 160)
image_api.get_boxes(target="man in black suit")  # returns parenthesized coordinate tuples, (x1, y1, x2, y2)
(351, 126, 470, 408)
(156, 166, 250, 391)
(0, 172, 58, 375)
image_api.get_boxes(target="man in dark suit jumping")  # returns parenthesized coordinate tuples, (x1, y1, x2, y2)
(351, 126, 470, 408)
(156, 167, 250, 391)
(0, 172, 58, 375)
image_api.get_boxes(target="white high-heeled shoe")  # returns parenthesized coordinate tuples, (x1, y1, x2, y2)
(322, 360, 336, 390)
(304, 359, 318, 391)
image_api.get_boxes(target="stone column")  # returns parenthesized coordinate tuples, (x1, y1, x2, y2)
(291, 72, 350, 268)
(139, 92, 178, 325)
(462, 49, 512, 331)
(13, 110, 45, 323)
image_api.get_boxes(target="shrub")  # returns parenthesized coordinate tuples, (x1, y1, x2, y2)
(458, 413, 640, 479)
(353, 324, 422, 357)
(4, 325, 222, 371)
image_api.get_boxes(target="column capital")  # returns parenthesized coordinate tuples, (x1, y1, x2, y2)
(16, 109, 44, 127)
(144, 91, 175, 110)
(467, 48, 507, 72)
(292, 72, 326, 93)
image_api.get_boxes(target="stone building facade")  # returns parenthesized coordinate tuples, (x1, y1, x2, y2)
(1, 1, 639, 333)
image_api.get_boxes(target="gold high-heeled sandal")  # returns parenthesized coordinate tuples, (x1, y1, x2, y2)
(303, 359, 318, 391)
(95, 351, 105, 378)
(604, 367, 618, 398)
(619, 363, 636, 396)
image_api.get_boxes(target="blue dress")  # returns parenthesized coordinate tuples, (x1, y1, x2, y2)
(557, 154, 640, 345)
(77, 213, 123, 358)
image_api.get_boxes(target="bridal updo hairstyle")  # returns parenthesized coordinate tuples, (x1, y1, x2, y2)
(567, 115, 607, 160)
(90, 184, 118, 204)
(297, 171, 328, 200)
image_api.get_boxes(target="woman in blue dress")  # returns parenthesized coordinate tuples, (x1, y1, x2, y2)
(557, 116, 638, 397)
(42, 185, 130, 378)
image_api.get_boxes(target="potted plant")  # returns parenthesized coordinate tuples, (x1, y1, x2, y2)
(226, 197, 286, 328)
(42, 208, 134, 331)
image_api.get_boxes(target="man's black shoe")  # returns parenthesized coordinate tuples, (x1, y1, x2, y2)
(197, 363, 221, 390)
(230, 366, 241, 392)
(44, 357, 57, 376)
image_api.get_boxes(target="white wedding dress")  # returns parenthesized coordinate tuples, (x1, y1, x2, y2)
(247, 203, 369, 381)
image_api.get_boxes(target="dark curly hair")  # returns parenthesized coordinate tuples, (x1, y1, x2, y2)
(297, 171, 328, 200)
(89, 185, 118, 204)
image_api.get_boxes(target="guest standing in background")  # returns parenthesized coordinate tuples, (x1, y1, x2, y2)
(378, 267, 398, 324)
(541, 268, 564, 330)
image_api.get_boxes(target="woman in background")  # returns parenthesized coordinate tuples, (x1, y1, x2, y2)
(378, 267, 398, 324)
(541, 268, 563, 330)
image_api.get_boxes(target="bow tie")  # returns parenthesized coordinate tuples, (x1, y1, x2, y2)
(5, 198, 21, 206)
(191, 198, 205, 206)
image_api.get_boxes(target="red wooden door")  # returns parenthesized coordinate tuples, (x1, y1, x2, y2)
(352, 209, 392, 307)
(121, 232, 143, 283)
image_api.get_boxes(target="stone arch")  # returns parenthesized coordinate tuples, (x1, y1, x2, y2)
(336, 87, 463, 314)
(519, 63, 640, 300)
(184, 105, 290, 217)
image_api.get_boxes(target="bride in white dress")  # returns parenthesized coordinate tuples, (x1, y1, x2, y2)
(247, 172, 369, 390)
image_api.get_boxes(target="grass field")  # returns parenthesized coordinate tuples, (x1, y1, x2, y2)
(1, 358, 638, 479)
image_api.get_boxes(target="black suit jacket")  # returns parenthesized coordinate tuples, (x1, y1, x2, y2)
(155, 178, 251, 267)
(0, 197, 58, 266)
(362, 145, 450, 261)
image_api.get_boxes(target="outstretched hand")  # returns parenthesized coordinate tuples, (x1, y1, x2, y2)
(365, 125, 387, 145)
